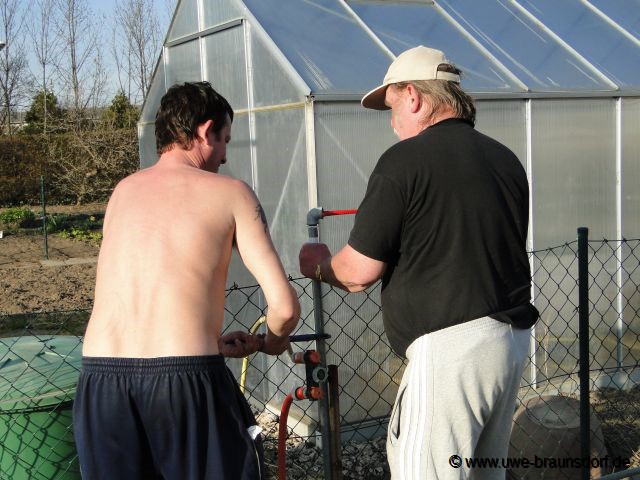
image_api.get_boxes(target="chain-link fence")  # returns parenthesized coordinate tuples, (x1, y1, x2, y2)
(1, 237, 639, 479)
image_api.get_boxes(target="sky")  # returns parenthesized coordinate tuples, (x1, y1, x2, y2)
(87, 0, 175, 27)
(23, 0, 176, 107)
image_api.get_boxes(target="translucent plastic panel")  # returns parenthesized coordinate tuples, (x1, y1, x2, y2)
(622, 98, 640, 237)
(202, 0, 241, 29)
(531, 99, 616, 248)
(588, 244, 626, 371)
(530, 246, 580, 387)
(165, 40, 201, 86)
(348, 1, 522, 92)
(519, 0, 640, 89)
(620, 240, 640, 368)
(140, 59, 165, 122)
(437, 0, 613, 91)
(475, 100, 527, 170)
(621, 98, 640, 368)
(321, 283, 401, 426)
(219, 113, 253, 187)
(529, 242, 623, 386)
(243, 0, 390, 93)
(253, 107, 309, 275)
(588, 0, 640, 39)
(315, 102, 397, 252)
(167, 0, 199, 41)
(204, 27, 248, 110)
(138, 124, 158, 168)
(250, 29, 303, 107)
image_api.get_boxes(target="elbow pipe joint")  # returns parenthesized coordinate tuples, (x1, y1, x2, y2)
(306, 207, 323, 227)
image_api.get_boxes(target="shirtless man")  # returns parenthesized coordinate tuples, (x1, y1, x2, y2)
(73, 82, 300, 480)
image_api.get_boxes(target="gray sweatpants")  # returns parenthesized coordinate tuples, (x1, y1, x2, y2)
(386, 317, 530, 480)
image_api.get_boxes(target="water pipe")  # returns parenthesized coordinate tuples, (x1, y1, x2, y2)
(239, 316, 267, 394)
(278, 335, 329, 480)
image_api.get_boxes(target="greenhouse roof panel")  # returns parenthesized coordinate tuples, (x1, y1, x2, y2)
(436, 0, 616, 91)
(242, 0, 392, 93)
(519, 0, 640, 89)
(587, 0, 640, 39)
(152, 0, 640, 100)
(347, 1, 523, 92)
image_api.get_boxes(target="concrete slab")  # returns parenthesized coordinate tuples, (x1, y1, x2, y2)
(40, 257, 98, 267)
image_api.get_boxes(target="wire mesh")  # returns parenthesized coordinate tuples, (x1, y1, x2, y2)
(1, 239, 639, 479)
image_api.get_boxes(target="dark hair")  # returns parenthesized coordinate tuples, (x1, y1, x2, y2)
(155, 81, 234, 154)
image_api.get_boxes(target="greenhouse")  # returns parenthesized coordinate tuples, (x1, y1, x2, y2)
(138, 0, 640, 473)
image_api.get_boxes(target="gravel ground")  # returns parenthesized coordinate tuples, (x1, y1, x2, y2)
(255, 411, 390, 480)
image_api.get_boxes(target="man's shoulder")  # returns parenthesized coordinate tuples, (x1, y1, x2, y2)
(375, 133, 430, 175)
(209, 174, 252, 193)
(110, 168, 252, 206)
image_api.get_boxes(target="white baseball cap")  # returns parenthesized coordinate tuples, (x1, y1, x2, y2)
(361, 46, 460, 110)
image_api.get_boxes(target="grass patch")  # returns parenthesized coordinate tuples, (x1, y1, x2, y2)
(52, 215, 103, 245)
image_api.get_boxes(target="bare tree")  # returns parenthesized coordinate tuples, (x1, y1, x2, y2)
(54, 0, 106, 119)
(110, 21, 131, 99)
(113, 0, 162, 105)
(28, 0, 59, 134)
(0, 0, 33, 135)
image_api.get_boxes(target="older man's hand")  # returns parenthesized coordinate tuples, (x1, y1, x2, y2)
(218, 331, 265, 358)
(299, 242, 332, 279)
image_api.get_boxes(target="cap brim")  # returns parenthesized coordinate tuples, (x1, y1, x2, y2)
(361, 83, 390, 110)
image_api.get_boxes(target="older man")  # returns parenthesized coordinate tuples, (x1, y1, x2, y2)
(74, 82, 300, 480)
(299, 46, 537, 479)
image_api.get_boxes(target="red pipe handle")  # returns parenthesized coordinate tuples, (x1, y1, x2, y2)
(321, 209, 357, 217)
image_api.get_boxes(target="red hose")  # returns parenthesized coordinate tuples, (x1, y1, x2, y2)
(321, 209, 357, 217)
(279, 393, 294, 480)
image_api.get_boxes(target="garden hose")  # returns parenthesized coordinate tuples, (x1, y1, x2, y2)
(239, 316, 267, 394)
(278, 392, 294, 480)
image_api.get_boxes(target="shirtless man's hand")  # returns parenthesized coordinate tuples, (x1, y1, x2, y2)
(218, 329, 294, 357)
(218, 331, 266, 358)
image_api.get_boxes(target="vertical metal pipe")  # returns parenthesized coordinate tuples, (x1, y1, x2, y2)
(312, 276, 333, 480)
(577, 227, 590, 480)
(615, 97, 624, 371)
(525, 98, 538, 390)
(328, 364, 343, 480)
(40, 175, 48, 260)
(307, 209, 333, 479)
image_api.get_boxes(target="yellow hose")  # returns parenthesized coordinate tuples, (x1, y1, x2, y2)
(240, 316, 267, 394)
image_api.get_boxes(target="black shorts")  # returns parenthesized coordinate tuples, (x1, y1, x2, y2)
(72, 355, 264, 480)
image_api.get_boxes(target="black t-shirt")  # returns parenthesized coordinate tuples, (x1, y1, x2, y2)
(349, 118, 538, 357)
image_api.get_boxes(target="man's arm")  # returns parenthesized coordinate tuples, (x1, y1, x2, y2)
(299, 243, 386, 292)
(233, 181, 300, 355)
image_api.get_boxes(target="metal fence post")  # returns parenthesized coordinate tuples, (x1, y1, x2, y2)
(578, 227, 590, 480)
(40, 175, 49, 260)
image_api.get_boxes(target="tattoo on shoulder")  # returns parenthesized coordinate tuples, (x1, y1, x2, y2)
(255, 204, 268, 233)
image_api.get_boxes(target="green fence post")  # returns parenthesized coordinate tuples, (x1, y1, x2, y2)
(578, 227, 590, 480)
(40, 176, 48, 260)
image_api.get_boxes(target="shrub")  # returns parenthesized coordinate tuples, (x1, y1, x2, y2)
(58, 226, 103, 245)
(0, 207, 37, 228)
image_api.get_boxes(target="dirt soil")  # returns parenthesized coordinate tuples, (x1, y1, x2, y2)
(0, 204, 103, 315)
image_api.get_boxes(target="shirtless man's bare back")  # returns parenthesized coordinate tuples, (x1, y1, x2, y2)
(73, 82, 300, 480)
